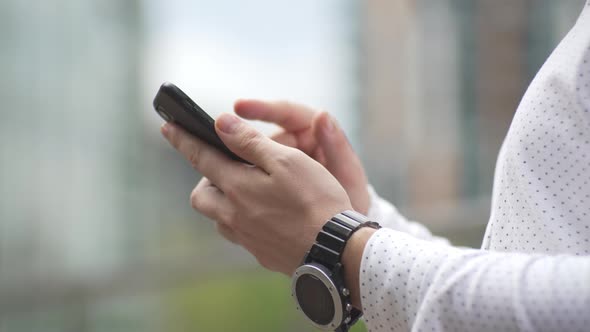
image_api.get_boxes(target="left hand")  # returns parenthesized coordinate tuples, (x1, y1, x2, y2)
(161, 113, 353, 275)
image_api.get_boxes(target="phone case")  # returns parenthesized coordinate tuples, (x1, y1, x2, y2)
(153, 82, 249, 164)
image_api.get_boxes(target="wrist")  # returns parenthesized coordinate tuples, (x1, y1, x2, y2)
(292, 210, 380, 331)
(342, 227, 378, 309)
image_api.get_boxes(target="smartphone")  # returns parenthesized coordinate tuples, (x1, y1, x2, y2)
(153, 82, 248, 164)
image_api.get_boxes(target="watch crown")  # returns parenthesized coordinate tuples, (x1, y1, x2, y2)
(346, 303, 353, 312)
(342, 288, 350, 296)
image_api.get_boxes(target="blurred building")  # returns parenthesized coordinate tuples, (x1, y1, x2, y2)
(0, 0, 161, 330)
(0, 1, 357, 331)
(359, 0, 585, 245)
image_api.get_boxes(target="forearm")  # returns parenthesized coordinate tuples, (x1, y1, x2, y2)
(360, 228, 590, 332)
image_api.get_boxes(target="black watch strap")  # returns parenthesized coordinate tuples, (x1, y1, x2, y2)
(307, 210, 381, 269)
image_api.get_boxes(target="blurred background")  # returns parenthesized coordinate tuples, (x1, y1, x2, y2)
(0, 0, 586, 331)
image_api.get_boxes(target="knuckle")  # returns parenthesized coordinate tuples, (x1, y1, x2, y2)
(278, 100, 297, 112)
(290, 148, 306, 159)
(223, 185, 239, 202)
(278, 100, 294, 112)
(275, 148, 303, 169)
(188, 145, 202, 170)
(269, 130, 284, 142)
(239, 130, 263, 152)
(216, 222, 234, 237)
(222, 209, 237, 227)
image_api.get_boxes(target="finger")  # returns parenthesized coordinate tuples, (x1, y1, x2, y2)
(193, 179, 240, 245)
(312, 145, 327, 166)
(272, 128, 320, 157)
(313, 113, 369, 213)
(162, 123, 243, 191)
(234, 99, 315, 131)
(215, 113, 288, 172)
(270, 130, 298, 148)
(190, 179, 231, 222)
(312, 112, 364, 187)
(216, 223, 240, 245)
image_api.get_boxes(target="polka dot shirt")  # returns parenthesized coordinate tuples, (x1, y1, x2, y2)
(360, 2, 590, 331)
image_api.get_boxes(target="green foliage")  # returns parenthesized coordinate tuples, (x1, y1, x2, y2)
(163, 269, 367, 332)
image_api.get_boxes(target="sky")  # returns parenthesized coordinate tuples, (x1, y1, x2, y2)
(141, 0, 358, 136)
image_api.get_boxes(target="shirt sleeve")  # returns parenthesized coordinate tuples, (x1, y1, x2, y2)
(360, 228, 590, 332)
(366, 185, 451, 246)
(576, 43, 590, 116)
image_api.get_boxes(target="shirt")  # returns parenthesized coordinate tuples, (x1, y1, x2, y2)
(360, 2, 590, 331)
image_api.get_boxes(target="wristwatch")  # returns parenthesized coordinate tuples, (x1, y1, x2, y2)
(291, 210, 381, 331)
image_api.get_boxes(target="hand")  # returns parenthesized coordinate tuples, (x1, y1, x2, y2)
(234, 100, 370, 214)
(161, 113, 353, 275)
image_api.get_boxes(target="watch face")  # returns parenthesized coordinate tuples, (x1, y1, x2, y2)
(295, 274, 335, 325)
(292, 264, 343, 330)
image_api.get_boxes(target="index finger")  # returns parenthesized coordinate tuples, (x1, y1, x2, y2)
(161, 123, 245, 190)
(234, 100, 316, 132)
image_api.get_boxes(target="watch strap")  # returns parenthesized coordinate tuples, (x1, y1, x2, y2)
(308, 210, 381, 269)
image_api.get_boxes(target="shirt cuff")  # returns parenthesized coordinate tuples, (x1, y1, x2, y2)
(359, 228, 456, 331)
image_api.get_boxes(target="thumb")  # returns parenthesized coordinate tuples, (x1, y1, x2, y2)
(313, 112, 370, 212)
(312, 112, 357, 183)
(215, 113, 282, 171)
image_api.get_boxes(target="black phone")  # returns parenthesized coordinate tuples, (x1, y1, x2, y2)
(153, 82, 248, 164)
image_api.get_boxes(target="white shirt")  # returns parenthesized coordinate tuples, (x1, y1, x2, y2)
(360, 2, 590, 331)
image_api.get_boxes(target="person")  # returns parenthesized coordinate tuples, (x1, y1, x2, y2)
(160, 1, 590, 331)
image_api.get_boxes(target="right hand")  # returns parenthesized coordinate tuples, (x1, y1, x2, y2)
(234, 100, 370, 214)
